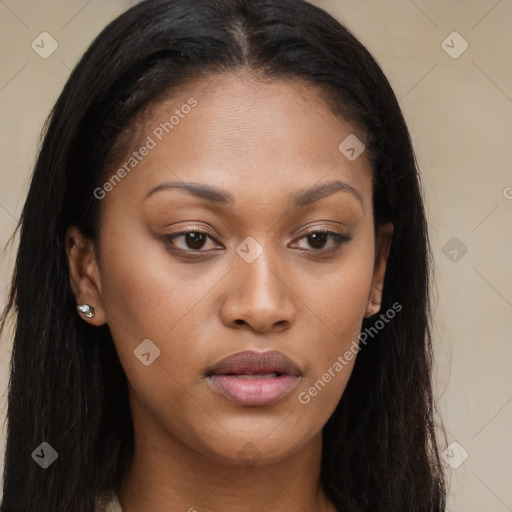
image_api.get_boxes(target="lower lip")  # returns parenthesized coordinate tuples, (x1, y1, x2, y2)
(207, 374, 299, 406)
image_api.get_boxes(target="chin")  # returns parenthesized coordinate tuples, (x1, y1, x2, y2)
(194, 420, 317, 467)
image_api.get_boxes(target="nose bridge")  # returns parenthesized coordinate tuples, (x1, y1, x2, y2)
(223, 237, 296, 331)
(238, 241, 281, 297)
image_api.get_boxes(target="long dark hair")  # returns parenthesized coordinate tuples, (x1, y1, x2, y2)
(0, 0, 446, 510)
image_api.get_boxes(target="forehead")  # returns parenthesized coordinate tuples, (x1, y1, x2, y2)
(104, 72, 373, 209)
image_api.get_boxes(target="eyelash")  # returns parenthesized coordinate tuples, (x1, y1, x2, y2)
(162, 227, 352, 256)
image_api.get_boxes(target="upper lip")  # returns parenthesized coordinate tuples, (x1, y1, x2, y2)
(206, 350, 301, 377)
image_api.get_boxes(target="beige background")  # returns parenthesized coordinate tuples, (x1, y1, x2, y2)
(1, 0, 511, 509)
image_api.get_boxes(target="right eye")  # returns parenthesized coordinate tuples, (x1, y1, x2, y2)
(162, 229, 223, 253)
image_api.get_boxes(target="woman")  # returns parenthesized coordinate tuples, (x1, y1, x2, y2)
(0, 0, 446, 510)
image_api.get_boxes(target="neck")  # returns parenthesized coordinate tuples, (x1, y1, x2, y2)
(118, 398, 335, 512)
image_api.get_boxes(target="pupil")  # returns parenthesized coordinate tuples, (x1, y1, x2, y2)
(309, 232, 327, 249)
(186, 232, 206, 250)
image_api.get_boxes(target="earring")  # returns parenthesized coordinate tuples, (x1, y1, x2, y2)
(368, 300, 379, 316)
(77, 304, 95, 318)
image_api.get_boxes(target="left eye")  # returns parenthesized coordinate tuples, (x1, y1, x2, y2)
(294, 230, 352, 251)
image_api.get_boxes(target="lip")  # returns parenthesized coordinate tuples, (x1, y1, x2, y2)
(205, 350, 301, 407)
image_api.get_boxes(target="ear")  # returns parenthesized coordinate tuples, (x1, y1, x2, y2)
(65, 226, 107, 326)
(364, 222, 394, 318)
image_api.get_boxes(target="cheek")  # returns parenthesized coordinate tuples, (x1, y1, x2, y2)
(96, 219, 208, 339)
(94, 219, 227, 396)
(96, 229, 205, 433)
(294, 237, 375, 415)
(297, 357, 355, 429)
(311, 263, 372, 330)
(304, 234, 375, 342)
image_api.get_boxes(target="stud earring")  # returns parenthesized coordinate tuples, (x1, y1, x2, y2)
(368, 300, 379, 315)
(77, 304, 95, 318)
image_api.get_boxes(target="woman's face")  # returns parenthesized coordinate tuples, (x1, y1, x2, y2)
(67, 72, 392, 466)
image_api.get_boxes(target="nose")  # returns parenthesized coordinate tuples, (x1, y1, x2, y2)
(219, 244, 296, 334)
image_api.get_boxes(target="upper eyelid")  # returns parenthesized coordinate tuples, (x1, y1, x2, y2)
(167, 226, 346, 238)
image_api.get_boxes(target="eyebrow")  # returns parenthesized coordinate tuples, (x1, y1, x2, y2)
(144, 179, 364, 210)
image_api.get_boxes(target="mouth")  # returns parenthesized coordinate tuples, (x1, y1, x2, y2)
(205, 350, 301, 407)
(225, 373, 283, 379)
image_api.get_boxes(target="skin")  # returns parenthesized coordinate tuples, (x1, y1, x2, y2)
(66, 71, 393, 512)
